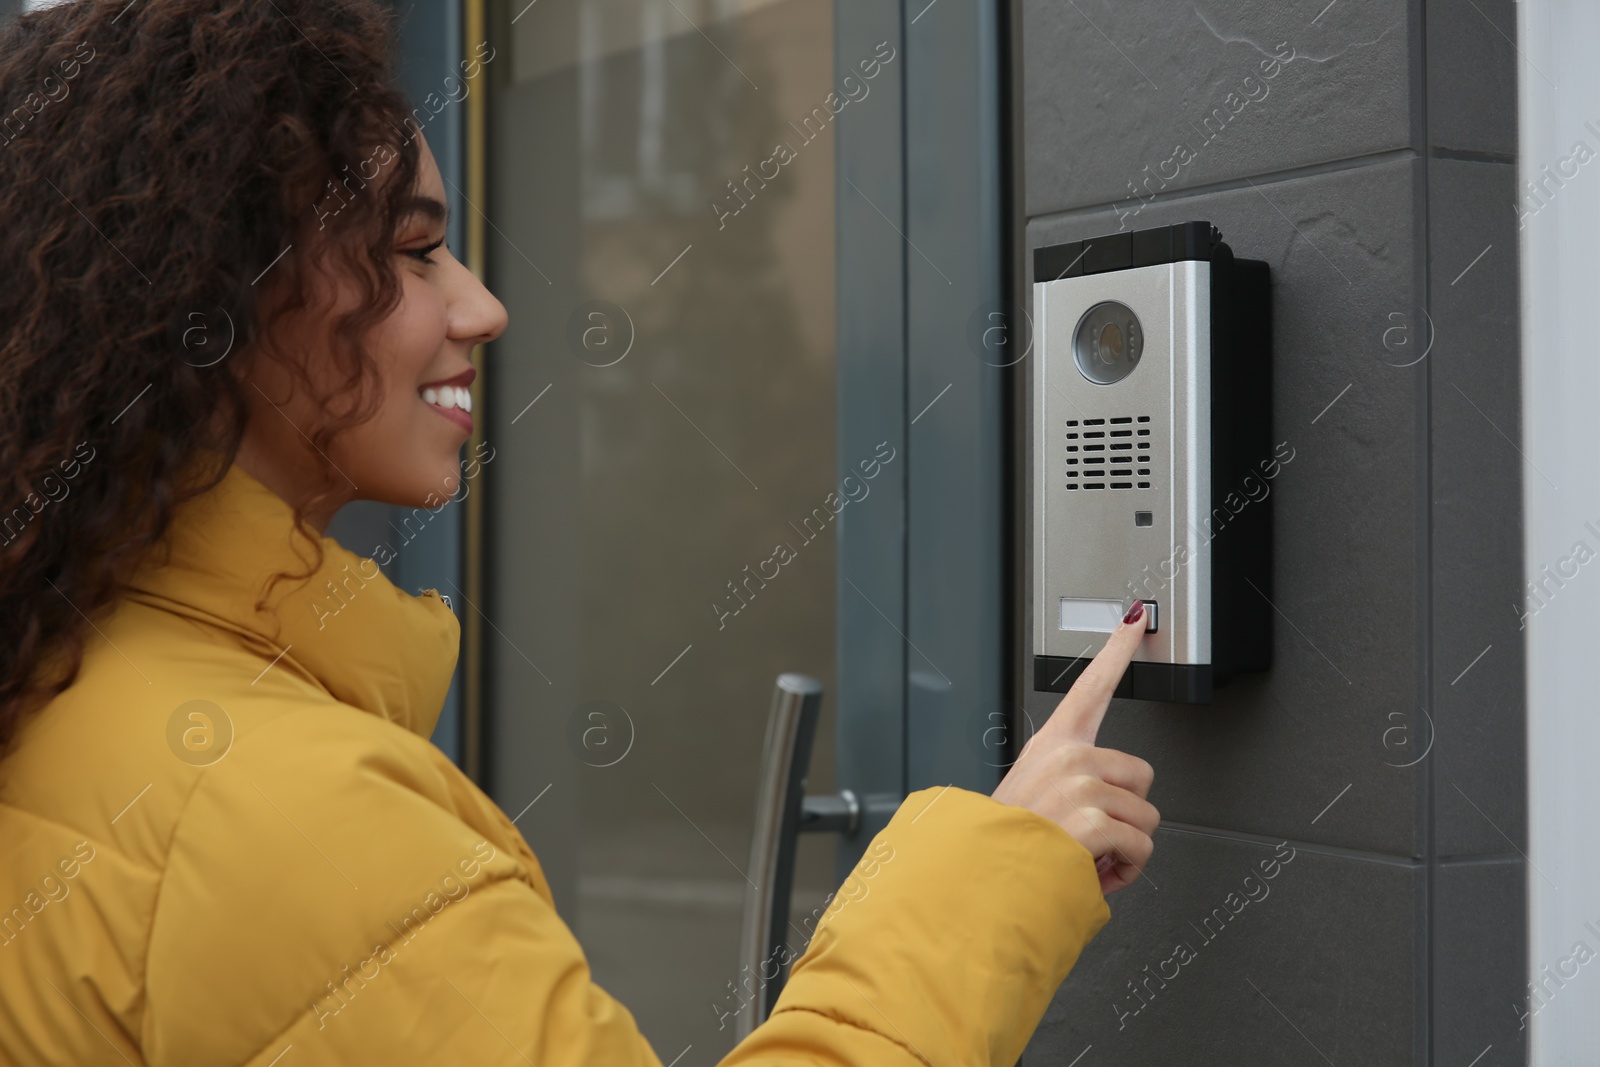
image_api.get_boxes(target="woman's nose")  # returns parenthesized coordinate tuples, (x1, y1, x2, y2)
(449, 256, 509, 346)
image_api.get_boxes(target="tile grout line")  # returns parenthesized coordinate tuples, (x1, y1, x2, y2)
(1024, 147, 1418, 227)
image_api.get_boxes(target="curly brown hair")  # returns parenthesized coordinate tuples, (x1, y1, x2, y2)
(0, 0, 426, 750)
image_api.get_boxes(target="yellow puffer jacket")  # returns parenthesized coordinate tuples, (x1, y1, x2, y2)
(0, 462, 1110, 1066)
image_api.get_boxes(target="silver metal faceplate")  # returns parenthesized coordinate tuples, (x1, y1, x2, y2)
(1032, 260, 1211, 665)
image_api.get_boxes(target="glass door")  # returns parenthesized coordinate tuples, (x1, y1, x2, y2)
(479, 0, 847, 1057)
(475, 0, 1006, 1058)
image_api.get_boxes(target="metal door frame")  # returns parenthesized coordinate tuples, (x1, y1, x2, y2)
(834, 0, 1012, 876)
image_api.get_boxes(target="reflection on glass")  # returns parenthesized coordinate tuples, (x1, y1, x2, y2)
(485, 0, 837, 1056)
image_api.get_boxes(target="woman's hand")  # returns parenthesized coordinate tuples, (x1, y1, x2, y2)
(991, 601, 1159, 895)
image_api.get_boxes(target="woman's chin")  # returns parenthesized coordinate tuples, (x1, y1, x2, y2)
(415, 464, 469, 507)
(365, 463, 469, 510)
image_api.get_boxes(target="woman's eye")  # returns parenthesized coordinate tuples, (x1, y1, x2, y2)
(405, 237, 447, 264)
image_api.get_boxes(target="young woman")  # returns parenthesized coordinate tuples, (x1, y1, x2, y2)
(0, 2, 1160, 1063)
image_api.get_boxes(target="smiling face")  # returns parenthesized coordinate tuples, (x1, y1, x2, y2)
(233, 133, 508, 529)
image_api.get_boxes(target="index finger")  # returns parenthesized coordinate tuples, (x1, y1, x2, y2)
(1050, 600, 1148, 746)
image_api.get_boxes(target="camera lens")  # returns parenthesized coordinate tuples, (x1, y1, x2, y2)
(1072, 300, 1143, 385)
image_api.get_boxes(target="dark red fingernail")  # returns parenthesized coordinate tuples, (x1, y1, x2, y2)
(1123, 600, 1145, 625)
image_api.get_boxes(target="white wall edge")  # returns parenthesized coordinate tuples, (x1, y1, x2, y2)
(1519, 2, 1600, 1062)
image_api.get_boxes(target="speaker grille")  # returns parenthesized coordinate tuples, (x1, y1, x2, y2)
(1065, 416, 1152, 491)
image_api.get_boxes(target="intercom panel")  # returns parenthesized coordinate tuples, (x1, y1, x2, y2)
(1031, 221, 1272, 704)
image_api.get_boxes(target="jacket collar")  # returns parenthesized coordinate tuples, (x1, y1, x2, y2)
(123, 460, 460, 739)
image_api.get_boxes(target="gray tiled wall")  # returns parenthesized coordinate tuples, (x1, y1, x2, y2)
(1018, 1, 1523, 1064)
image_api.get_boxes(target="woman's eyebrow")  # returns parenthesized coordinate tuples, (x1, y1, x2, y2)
(401, 195, 450, 227)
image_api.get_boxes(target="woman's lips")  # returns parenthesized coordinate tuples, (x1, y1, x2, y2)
(419, 376, 474, 434)
(421, 366, 477, 390)
(423, 395, 473, 433)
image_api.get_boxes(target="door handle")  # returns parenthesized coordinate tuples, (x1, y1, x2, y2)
(736, 674, 897, 1040)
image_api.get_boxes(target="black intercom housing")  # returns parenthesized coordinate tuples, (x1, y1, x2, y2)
(1031, 221, 1273, 703)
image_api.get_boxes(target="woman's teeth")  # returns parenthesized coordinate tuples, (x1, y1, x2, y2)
(421, 385, 473, 413)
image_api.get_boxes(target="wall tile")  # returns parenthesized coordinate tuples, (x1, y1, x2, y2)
(1029, 830, 1420, 1065)
(1433, 859, 1527, 1065)
(1426, 0, 1517, 158)
(1022, 0, 1413, 217)
(1427, 158, 1526, 856)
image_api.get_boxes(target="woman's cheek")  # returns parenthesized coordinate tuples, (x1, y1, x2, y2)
(377, 295, 449, 396)
(401, 273, 451, 349)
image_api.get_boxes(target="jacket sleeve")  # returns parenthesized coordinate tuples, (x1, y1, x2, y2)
(142, 709, 1108, 1067)
(724, 786, 1111, 1067)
